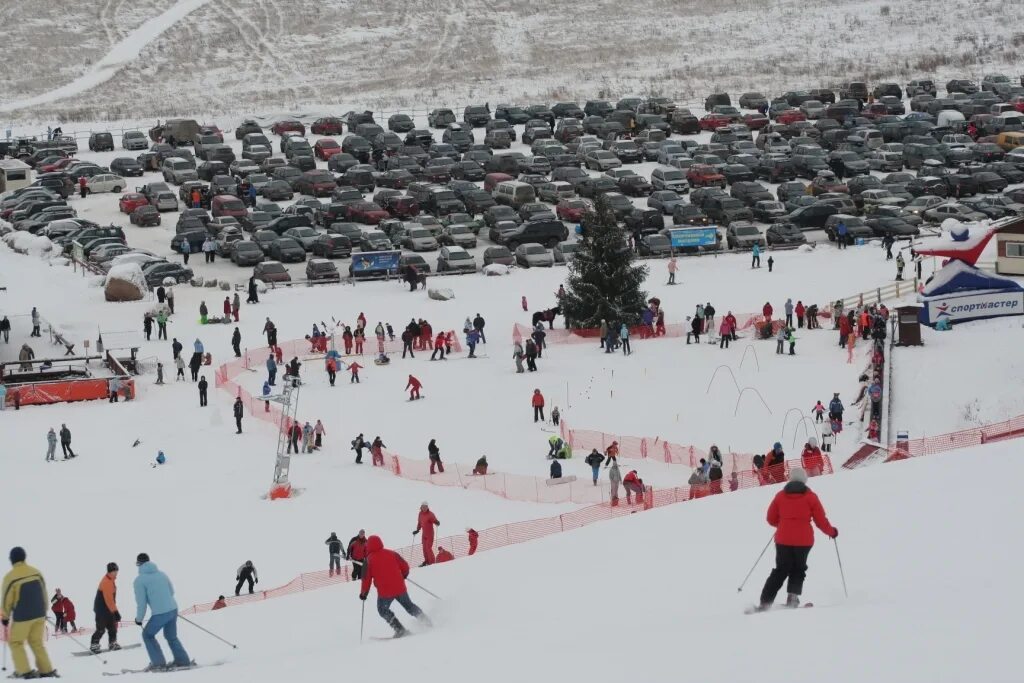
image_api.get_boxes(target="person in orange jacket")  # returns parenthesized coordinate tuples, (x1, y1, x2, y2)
(413, 502, 440, 566)
(756, 467, 837, 611)
(89, 562, 121, 653)
(212, 596, 227, 610)
(531, 389, 545, 422)
(325, 357, 338, 386)
(435, 547, 454, 563)
(406, 374, 422, 400)
(604, 440, 620, 466)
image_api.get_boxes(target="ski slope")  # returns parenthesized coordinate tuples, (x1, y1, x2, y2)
(42, 441, 1024, 682)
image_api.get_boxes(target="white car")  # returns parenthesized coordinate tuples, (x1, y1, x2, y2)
(437, 245, 477, 273)
(85, 174, 127, 194)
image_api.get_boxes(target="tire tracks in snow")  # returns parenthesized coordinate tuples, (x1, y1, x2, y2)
(0, 0, 214, 112)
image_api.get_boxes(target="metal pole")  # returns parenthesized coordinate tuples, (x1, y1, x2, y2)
(737, 536, 773, 593)
(834, 538, 849, 598)
(177, 614, 239, 649)
(46, 618, 107, 665)
(360, 601, 366, 643)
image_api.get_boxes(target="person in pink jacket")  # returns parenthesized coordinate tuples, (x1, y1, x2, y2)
(719, 317, 734, 349)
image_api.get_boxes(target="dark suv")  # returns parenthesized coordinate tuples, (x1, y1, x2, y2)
(498, 218, 568, 250)
(463, 105, 491, 127)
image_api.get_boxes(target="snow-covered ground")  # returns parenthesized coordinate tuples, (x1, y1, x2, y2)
(2, 0, 1024, 121)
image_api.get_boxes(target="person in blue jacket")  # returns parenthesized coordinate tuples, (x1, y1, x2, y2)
(193, 338, 203, 355)
(751, 242, 761, 268)
(134, 553, 190, 671)
(619, 323, 631, 355)
(266, 354, 277, 386)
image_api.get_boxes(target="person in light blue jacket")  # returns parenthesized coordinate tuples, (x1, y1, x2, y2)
(266, 354, 277, 386)
(193, 338, 204, 355)
(619, 324, 631, 355)
(751, 242, 761, 268)
(134, 553, 190, 671)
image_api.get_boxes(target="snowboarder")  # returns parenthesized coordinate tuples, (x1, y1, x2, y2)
(50, 589, 69, 632)
(89, 562, 121, 653)
(473, 456, 488, 475)
(371, 436, 386, 467)
(134, 553, 191, 671)
(428, 439, 444, 474)
(352, 433, 366, 464)
(198, 375, 208, 406)
(235, 561, 258, 596)
(326, 534, 343, 577)
(347, 530, 367, 580)
(585, 449, 604, 485)
(413, 503, 440, 566)
(532, 389, 545, 422)
(406, 374, 423, 400)
(45, 427, 57, 462)
(430, 332, 447, 360)
(2, 547, 57, 678)
(59, 424, 75, 459)
(359, 535, 432, 637)
(233, 397, 244, 434)
(755, 467, 837, 611)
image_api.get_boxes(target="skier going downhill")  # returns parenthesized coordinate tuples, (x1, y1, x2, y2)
(755, 467, 838, 611)
(359, 535, 432, 638)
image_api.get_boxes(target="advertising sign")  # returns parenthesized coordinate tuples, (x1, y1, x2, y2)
(924, 290, 1024, 325)
(669, 227, 718, 248)
(351, 250, 401, 275)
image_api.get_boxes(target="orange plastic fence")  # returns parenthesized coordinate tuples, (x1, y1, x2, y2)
(850, 412, 1024, 467)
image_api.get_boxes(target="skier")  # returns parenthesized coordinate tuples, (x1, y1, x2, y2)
(371, 436, 386, 466)
(585, 448, 604, 485)
(812, 400, 826, 423)
(623, 469, 644, 505)
(326, 356, 337, 386)
(45, 427, 57, 462)
(551, 406, 560, 426)
(406, 374, 423, 400)
(532, 388, 545, 422)
(513, 340, 525, 373)
(352, 433, 366, 464)
(231, 328, 241, 358)
(428, 439, 444, 474)
(820, 419, 835, 453)
(466, 327, 480, 358)
(175, 355, 186, 381)
(347, 530, 367, 580)
(325, 534, 344, 577)
(2, 547, 57, 679)
(234, 561, 258, 596)
(59, 424, 75, 459)
(233, 397, 244, 434)
(314, 420, 326, 449)
(755, 467, 837, 611)
(472, 313, 487, 344)
(89, 562, 121, 653)
(133, 553, 191, 671)
(828, 393, 844, 423)
(359, 535, 432, 638)
(895, 252, 905, 281)
(386, 323, 395, 341)
(608, 460, 622, 505)
(413, 502, 440, 566)
(50, 589, 67, 632)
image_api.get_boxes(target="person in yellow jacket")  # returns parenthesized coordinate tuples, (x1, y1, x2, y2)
(1, 547, 57, 678)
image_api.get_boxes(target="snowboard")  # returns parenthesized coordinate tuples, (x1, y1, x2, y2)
(407, 395, 425, 401)
(744, 603, 814, 615)
(73, 644, 142, 657)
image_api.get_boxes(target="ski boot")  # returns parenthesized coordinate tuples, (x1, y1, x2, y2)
(109, 643, 121, 651)
(753, 602, 772, 613)
(388, 617, 409, 638)
(142, 664, 168, 673)
(89, 643, 102, 654)
(9, 672, 39, 680)
(417, 613, 434, 628)
(785, 593, 800, 608)
(37, 671, 60, 679)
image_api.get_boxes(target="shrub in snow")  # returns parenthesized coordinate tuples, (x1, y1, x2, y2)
(162, 276, 177, 287)
(191, 276, 204, 287)
(204, 278, 218, 288)
(219, 281, 231, 291)
(428, 288, 455, 301)
(483, 264, 509, 276)
(4, 231, 53, 257)
(104, 263, 148, 302)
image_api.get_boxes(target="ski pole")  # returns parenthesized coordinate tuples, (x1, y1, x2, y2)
(3, 626, 8, 671)
(406, 577, 442, 601)
(359, 601, 365, 643)
(46, 618, 107, 665)
(834, 538, 848, 598)
(737, 535, 773, 593)
(177, 614, 238, 649)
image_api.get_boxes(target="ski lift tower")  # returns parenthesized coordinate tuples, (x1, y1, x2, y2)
(267, 376, 301, 499)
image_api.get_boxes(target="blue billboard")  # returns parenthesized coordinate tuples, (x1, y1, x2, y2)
(351, 250, 401, 274)
(669, 227, 718, 248)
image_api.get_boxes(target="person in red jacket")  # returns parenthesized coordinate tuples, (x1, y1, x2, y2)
(800, 439, 825, 476)
(467, 528, 479, 556)
(62, 596, 76, 632)
(762, 302, 773, 321)
(347, 361, 363, 384)
(795, 300, 806, 328)
(435, 547, 454, 563)
(406, 374, 422, 400)
(839, 313, 852, 348)
(359, 535, 432, 638)
(413, 502, 440, 566)
(757, 467, 837, 611)
(531, 388, 545, 422)
(623, 469, 644, 505)
(430, 332, 447, 360)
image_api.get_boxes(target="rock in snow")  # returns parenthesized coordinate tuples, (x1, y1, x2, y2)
(104, 262, 148, 301)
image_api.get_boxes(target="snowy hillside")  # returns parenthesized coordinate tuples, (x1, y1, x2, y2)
(2, 0, 1024, 120)
(33, 441, 1024, 682)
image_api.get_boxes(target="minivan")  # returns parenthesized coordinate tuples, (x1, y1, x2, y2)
(211, 194, 248, 219)
(494, 181, 536, 209)
(88, 132, 114, 152)
(651, 167, 690, 193)
(997, 131, 1024, 152)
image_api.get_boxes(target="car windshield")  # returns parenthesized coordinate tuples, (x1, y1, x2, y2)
(735, 226, 760, 235)
(449, 252, 471, 260)
(647, 236, 669, 245)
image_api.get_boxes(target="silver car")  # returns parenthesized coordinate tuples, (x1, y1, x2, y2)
(402, 227, 439, 252)
(283, 226, 319, 250)
(585, 150, 622, 172)
(242, 145, 272, 163)
(153, 192, 179, 212)
(441, 225, 477, 249)
(162, 158, 198, 185)
(553, 241, 578, 263)
(437, 246, 477, 273)
(85, 173, 127, 194)
(122, 130, 149, 151)
(514, 242, 554, 267)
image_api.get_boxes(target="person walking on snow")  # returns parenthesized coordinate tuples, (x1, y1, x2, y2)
(198, 375, 208, 407)
(46, 428, 57, 462)
(532, 389, 545, 422)
(325, 534, 344, 577)
(406, 374, 422, 400)
(326, 356, 337, 386)
(513, 341, 525, 373)
(776, 325, 786, 354)
(287, 422, 302, 454)
(263, 318, 277, 347)
(413, 503, 440, 566)
(466, 328, 480, 358)
(231, 327, 241, 358)
(314, 420, 326, 449)
(751, 242, 761, 268)
(784, 299, 794, 327)
(719, 316, 733, 349)
(2, 547, 57, 679)
(234, 561, 258, 596)
(175, 355, 186, 381)
(755, 467, 837, 611)
(608, 460, 622, 505)
(428, 439, 444, 474)
(795, 300, 806, 328)
(895, 252, 905, 281)
(473, 313, 486, 343)
(59, 424, 75, 459)
(620, 323, 631, 355)
(359, 535, 432, 638)
(232, 293, 240, 322)
(302, 421, 315, 453)
(430, 332, 447, 360)
(90, 562, 121, 653)
(347, 530, 367, 580)
(266, 354, 277, 386)
(667, 256, 678, 284)
(133, 553, 191, 672)
(585, 449, 604, 485)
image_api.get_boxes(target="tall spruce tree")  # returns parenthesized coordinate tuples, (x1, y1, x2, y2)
(561, 195, 649, 328)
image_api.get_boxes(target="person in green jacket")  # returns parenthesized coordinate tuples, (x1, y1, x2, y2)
(1, 547, 56, 678)
(787, 327, 797, 355)
(156, 311, 168, 340)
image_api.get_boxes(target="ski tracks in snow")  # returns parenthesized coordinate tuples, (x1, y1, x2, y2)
(0, 0, 214, 111)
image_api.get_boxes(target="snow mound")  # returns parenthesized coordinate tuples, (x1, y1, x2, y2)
(797, 243, 815, 253)
(104, 262, 148, 301)
(483, 264, 510, 276)
(428, 287, 456, 301)
(255, 279, 268, 294)
(4, 231, 54, 257)
(940, 217, 965, 234)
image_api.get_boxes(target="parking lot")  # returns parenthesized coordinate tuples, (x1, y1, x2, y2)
(6, 78, 1024, 289)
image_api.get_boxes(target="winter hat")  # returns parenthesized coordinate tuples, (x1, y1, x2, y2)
(9, 546, 26, 564)
(807, 437, 818, 448)
(136, 552, 150, 566)
(107, 562, 119, 573)
(789, 467, 808, 484)
(773, 442, 783, 452)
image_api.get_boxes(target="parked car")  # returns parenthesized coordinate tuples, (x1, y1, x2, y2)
(85, 174, 126, 194)
(130, 205, 161, 227)
(269, 237, 307, 262)
(230, 241, 264, 266)
(253, 260, 291, 283)
(765, 221, 808, 246)
(437, 245, 477, 272)
(725, 221, 765, 249)
(514, 243, 554, 267)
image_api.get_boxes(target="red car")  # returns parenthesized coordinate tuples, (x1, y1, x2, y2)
(271, 119, 306, 136)
(686, 164, 727, 188)
(39, 157, 78, 173)
(742, 113, 770, 130)
(384, 196, 420, 218)
(311, 117, 344, 136)
(347, 201, 390, 224)
(776, 109, 807, 125)
(119, 192, 150, 214)
(199, 125, 224, 142)
(699, 114, 733, 131)
(314, 138, 342, 160)
(556, 198, 589, 222)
